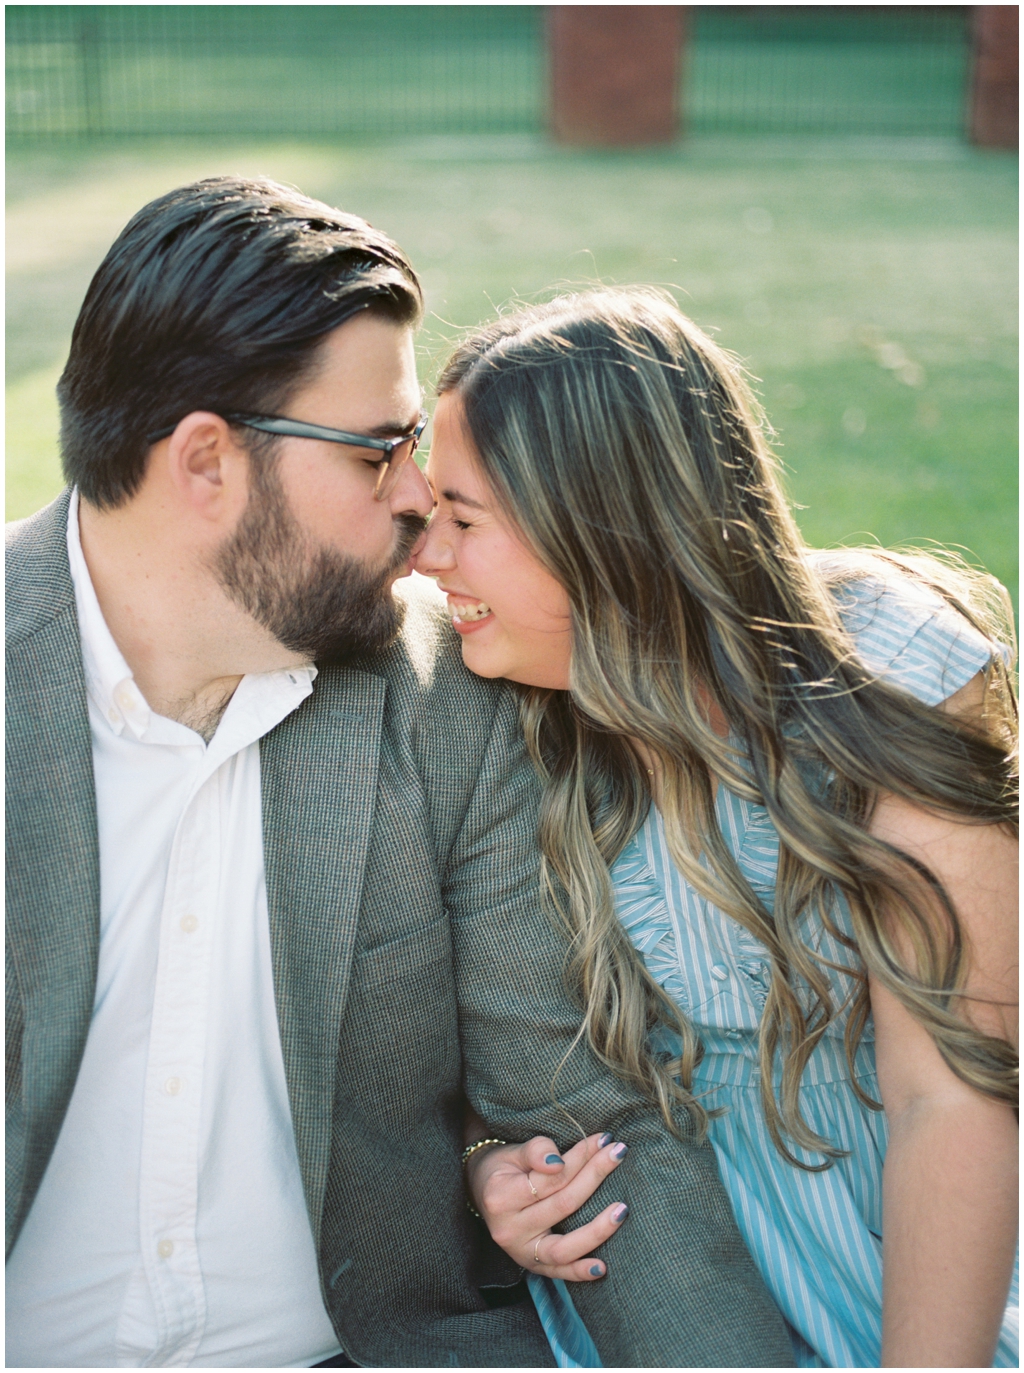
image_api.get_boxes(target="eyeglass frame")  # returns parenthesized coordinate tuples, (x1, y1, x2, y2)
(145, 410, 429, 501)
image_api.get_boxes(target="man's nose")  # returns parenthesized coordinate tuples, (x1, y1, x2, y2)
(390, 454, 433, 522)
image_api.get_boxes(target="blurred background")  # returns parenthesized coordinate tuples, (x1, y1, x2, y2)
(6, 4, 1018, 604)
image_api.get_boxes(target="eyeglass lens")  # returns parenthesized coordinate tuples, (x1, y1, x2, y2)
(373, 433, 421, 501)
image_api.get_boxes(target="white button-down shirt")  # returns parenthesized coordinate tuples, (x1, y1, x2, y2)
(6, 491, 343, 1368)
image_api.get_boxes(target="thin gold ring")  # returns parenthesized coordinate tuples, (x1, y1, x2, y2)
(529, 1180, 538, 1197)
(533, 1241, 544, 1265)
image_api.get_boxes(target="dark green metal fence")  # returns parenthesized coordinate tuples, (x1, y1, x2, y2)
(6, 5, 972, 141)
(5, 6, 545, 137)
(688, 7, 971, 136)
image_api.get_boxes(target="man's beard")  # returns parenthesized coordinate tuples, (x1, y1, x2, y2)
(214, 457, 426, 666)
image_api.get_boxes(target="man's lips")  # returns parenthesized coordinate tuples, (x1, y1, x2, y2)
(407, 529, 428, 563)
(385, 520, 428, 584)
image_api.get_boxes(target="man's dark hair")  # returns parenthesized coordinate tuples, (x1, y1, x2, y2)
(58, 176, 424, 509)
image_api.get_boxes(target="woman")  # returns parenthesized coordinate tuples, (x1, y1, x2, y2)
(413, 288, 1018, 1368)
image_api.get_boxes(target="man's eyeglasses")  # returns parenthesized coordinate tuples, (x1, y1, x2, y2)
(146, 411, 428, 502)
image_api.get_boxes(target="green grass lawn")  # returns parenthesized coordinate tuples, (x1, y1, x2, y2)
(6, 132, 1017, 606)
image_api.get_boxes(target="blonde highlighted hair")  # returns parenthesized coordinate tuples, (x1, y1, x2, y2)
(439, 287, 1017, 1163)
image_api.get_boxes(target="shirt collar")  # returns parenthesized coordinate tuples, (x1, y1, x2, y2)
(67, 488, 154, 740)
(66, 489, 317, 747)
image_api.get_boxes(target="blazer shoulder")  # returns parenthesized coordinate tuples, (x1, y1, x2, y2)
(6, 490, 76, 644)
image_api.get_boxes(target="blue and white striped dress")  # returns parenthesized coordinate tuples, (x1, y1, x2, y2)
(530, 564, 1019, 1368)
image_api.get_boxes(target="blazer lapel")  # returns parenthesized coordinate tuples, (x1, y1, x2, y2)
(259, 666, 386, 1250)
(6, 505, 101, 1246)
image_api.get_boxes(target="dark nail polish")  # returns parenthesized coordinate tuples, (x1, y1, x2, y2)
(589, 1264, 604, 1277)
(545, 1153, 564, 1166)
(612, 1203, 629, 1223)
(597, 1132, 612, 1148)
(610, 1142, 628, 1160)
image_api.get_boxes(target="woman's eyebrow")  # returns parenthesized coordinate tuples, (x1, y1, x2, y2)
(443, 488, 487, 510)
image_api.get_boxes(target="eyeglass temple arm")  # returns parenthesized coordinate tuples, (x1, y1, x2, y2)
(146, 412, 425, 450)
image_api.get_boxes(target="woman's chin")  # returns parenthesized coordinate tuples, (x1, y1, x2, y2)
(454, 621, 571, 689)
(462, 643, 569, 690)
(458, 639, 504, 680)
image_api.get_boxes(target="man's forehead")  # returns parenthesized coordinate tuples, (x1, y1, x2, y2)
(297, 315, 421, 427)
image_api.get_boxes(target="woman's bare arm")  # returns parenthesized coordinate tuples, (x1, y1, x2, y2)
(870, 673, 1018, 1367)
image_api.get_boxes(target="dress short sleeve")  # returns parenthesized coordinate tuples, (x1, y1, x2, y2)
(821, 560, 1008, 708)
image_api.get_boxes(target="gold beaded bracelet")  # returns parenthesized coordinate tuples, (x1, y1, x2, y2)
(461, 1137, 506, 1218)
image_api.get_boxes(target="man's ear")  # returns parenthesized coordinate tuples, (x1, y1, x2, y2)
(160, 411, 249, 522)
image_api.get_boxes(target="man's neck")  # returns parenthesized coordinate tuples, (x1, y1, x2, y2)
(158, 680, 241, 745)
(77, 495, 308, 734)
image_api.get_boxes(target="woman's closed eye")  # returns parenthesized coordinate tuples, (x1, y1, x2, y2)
(431, 500, 477, 532)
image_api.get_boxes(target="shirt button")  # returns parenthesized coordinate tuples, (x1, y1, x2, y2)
(164, 1077, 184, 1096)
(157, 1239, 174, 1259)
(114, 683, 134, 708)
(180, 914, 199, 934)
(107, 708, 119, 724)
(725, 1029, 742, 1040)
(710, 964, 729, 981)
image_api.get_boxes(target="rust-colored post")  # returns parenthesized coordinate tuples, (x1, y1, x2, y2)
(968, 6, 1018, 148)
(548, 6, 685, 146)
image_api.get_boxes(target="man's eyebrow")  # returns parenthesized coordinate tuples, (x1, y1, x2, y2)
(442, 487, 487, 510)
(363, 413, 423, 439)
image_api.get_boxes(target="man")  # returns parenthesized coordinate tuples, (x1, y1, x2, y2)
(6, 177, 793, 1368)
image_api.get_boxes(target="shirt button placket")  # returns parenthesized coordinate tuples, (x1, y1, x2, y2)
(138, 778, 215, 1362)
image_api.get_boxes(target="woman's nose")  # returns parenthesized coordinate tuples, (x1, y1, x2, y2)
(411, 517, 454, 577)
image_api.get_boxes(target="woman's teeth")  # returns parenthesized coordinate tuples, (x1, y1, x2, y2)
(449, 600, 491, 622)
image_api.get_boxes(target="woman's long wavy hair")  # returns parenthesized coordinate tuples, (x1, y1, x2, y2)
(438, 287, 1018, 1164)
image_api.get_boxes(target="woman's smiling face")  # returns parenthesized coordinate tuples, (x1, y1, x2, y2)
(413, 392, 572, 690)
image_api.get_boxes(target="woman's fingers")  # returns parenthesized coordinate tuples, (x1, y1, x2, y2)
(522, 1130, 606, 1174)
(469, 1131, 628, 1261)
(542, 1203, 630, 1266)
(479, 1137, 564, 1214)
(526, 1139, 628, 1227)
(554, 1132, 615, 1176)
(545, 1256, 608, 1282)
(519, 1134, 569, 1183)
(528, 1201, 630, 1281)
(521, 1132, 622, 1205)
(471, 1138, 573, 1228)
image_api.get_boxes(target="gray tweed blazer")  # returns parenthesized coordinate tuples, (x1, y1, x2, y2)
(6, 491, 793, 1368)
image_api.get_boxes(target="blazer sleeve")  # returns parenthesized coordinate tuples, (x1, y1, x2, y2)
(442, 685, 795, 1369)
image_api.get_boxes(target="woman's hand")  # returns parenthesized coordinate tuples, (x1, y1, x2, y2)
(465, 1133, 630, 1281)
